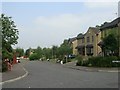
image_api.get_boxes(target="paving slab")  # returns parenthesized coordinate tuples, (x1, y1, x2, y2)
(63, 61, 120, 72)
(2, 63, 27, 83)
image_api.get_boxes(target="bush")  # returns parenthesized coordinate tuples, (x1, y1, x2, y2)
(67, 59, 72, 62)
(118, 56, 120, 60)
(112, 56, 120, 67)
(75, 56, 120, 67)
(2, 62, 8, 72)
(76, 56, 83, 66)
(88, 56, 120, 67)
(29, 53, 39, 61)
(82, 60, 89, 66)
(88, 56, 102, 67)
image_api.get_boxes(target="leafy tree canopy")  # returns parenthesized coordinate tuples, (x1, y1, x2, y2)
(1, 14, 19, 60)
(103, 34, 118, 52)
(15, 48, 24, 57)
(1, 14, 19, 46)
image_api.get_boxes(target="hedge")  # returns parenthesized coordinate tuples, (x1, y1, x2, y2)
(29, 53, 40, 61)
(76, 56, 120, 67)
(87, 56, 120, 67)
(76, 56, 83, 66)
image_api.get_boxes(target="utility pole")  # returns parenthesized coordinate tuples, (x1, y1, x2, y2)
(114, 12, 120, 56)
(118, 2, 120, 56)
(118, 23, 120, 56)
(52, 47, 53, 59)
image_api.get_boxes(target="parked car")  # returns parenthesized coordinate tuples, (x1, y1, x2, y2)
(67, 54, 76, 59)
(17, 57, 20, 63)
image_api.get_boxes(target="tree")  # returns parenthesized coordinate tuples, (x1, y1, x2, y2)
(15, 48, 24, 57)
(52, 45, 58, 59)
(103, 34, 118, 56)
(42, 47, 52, 59)
(1, 14, 19, 72)
(57, 39, 72, 59)
(60, 39, 72, 55)
(1, 14, 19, 46)
(1, 14, 19, 60)
(25, 48, 31, 57)
(29, 53, 39, 60)
(35, 46, 43, 58)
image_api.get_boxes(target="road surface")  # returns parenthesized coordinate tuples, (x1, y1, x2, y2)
(2, 60, 119, 88)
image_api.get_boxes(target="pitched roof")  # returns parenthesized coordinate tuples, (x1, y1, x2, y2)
(89, 27, 100, 34)
(76, 33, 84, 39)
(100, 17, 120, 30)
(84, 27, 100, 36)
(68, 37, 77, 43)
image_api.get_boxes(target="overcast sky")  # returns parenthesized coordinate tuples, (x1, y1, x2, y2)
(2, 0, 119, 50)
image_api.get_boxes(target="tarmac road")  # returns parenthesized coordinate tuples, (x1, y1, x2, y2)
(2, 60, 119, 88)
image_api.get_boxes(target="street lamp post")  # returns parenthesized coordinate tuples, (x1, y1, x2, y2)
(52, 48, 53, 59)
(52, 46, 54, 59)
(118, 23, 120, 56)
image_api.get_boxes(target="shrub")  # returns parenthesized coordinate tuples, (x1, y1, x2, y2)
(112, 57, 120, 67)
(75, 55, 120, 67)
(82, 60, 89, 66)
(76, 56, 83, 66)
(29, 53, 39, 61)
(2, 62, 8, 72)
(88, 56, 119, 67)
(63, 59, 66, 64)
(67, 59, 72, 62)
(88, 56, 102, 67)
(118, 56, 120, 61)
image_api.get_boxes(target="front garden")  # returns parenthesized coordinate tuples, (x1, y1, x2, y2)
(76, 56, 120, 67)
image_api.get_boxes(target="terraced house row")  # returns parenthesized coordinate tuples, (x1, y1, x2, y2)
(69, 17, 120, 57)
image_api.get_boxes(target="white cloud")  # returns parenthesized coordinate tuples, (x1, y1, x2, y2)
(34, 11, 117, 33)
(13, 1, 118, 49)
(83, 1, 118, 8)
(35, 14, 82, 29)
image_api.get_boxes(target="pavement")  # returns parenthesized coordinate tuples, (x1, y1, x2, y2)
(0, 60, 119, 85)
(63, 61, 120, 72)
(1, 63, 28, 84)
